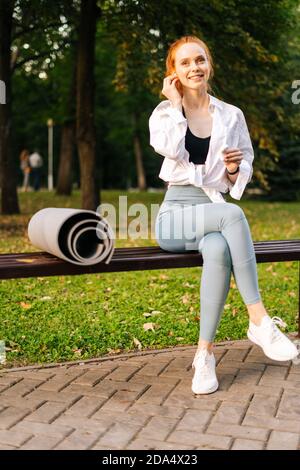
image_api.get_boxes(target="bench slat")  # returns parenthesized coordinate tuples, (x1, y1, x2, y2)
(0, 239, 299, 280)
(0, 239, 299, 260)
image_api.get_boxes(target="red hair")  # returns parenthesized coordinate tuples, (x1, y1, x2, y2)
(165, 35, 214, 95)
(20, 149, 30, 161)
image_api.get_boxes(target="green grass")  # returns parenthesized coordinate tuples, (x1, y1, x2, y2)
(0, 189, 299, 368)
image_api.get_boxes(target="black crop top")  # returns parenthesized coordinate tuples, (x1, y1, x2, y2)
(182, 107, 211, 165)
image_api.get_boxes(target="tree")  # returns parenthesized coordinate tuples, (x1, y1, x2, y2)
(0, 0, 19, 214)
(3, 0, 300, 201)
(56, 40, 77, 196)
(76, 0, 101, 210)
(0, 0, 75, 214)
(112, 37, 150, 190)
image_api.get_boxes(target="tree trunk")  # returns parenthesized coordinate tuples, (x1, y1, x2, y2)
(56, 43, 77, 196)
(76, 0, 100, 210)
(132, 111, 146, 191)
(0, 0, 20, 214)
(56, 120, 75, 195)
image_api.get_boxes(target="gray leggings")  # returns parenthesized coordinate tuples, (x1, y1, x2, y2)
(155, 185, 262, 342)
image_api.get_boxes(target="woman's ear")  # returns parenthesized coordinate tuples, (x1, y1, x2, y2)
(175, 78, 183, 97)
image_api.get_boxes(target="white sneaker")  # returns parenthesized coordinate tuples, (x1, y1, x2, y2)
(191, 349, 219, 395)
(247, 315, 298, 361)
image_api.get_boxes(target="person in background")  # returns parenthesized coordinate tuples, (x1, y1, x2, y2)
(19, 149, 31, 192)
(29, 149, 43, 191)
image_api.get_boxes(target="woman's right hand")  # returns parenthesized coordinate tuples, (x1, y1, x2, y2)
(161, 73, 182, 106)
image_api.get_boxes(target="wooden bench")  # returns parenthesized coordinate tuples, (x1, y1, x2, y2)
(1, 239, 299, 335)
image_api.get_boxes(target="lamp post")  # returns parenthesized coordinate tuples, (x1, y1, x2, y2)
(47, 118, 54, 190)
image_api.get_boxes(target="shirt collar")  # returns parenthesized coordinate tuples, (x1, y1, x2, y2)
(162, 93, 223, 114)
(208, 94, 223, 111)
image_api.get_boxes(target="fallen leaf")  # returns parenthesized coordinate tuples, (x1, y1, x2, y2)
(20, 302, 31, 309)
(143, 322, 156, 332)
(232, 308, 238, 316)
(16, 258, 35, 264)
(133, 337, 142, 350)
(72, 349, 82, 356)
(181, 294, 190, 304)
(107, 348, 121, 354)
(150, 310, 162, 316)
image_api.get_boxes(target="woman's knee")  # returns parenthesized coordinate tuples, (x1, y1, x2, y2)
(200, 232, 231, 266)
(225, 203, 245, 220)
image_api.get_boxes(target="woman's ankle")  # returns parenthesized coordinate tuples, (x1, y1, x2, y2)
(197, 340, 214, 354)
(247, 301, 268, 326)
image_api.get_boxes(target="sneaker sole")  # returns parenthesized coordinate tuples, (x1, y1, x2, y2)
(247, 330, 298, 362)
(192, 382, 219, 395)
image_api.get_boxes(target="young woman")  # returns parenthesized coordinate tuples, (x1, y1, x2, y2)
(19, 149, 31, 192)
(149, 35, 298, 395)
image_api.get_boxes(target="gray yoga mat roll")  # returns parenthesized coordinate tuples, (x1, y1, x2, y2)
(28, 208, 115, 265)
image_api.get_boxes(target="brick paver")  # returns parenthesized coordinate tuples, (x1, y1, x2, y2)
(0, 339, 300, 450)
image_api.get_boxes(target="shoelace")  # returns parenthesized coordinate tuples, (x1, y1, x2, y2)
(268, 316, 287, 344)
(192, 352, 212, 378)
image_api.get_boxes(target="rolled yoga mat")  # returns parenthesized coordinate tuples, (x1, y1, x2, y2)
(28, 208, 115, 265)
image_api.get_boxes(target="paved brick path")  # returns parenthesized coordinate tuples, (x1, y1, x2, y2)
(0, 339, 299, 450)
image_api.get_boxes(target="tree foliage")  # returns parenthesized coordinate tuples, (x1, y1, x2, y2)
(1, 0, 299, 212)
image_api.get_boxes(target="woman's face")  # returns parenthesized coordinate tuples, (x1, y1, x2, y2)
(174, 42, 210, 92)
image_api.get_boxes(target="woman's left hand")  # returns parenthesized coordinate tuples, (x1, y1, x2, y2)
(223, 148, 243, 173)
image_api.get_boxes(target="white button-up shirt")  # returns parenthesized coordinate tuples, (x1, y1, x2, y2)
(149, 94, 254, 203)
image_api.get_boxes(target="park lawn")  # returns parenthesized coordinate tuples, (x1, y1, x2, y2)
(0, 189, 299, 368)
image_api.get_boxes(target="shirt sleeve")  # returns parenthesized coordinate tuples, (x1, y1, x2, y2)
(223, 110, 254, 200)
(149, 102, 187, 161)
